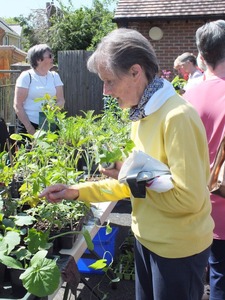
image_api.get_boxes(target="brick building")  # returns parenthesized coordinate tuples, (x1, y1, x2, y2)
(113, 0, 225, 76)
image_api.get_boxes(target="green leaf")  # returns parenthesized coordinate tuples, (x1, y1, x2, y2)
(3, 231, 21, 254)
(20, 255, 60, 297)
(30, 250, 48, 264)
(88, 258, 107, 270)
(0, 252, 23, 269)
(10, 133, 23, 141)
(105, 223, 112, 235)
(111, 277, 120, 283)
(26, 229, 49, 254)
(82, 229, 94, 251)
(14, 215, 36, 227)
(14, 247, 30, 261)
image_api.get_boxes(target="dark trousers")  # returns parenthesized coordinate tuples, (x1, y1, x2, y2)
(134, 239, 210, 300)
(16, 118, 39, 134)
(209, 239, 225, 300)
(16, 119, 39, 147)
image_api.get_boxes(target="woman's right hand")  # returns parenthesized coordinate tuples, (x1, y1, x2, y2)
(26, 124, 36, 135)
(39, 184, 79, 203)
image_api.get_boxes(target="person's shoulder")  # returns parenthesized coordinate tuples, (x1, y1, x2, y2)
(48, 70, 61, 80)
(19, 68, 33, 78)
(192, 70, 203, 79)
(49, 70, 58, 76)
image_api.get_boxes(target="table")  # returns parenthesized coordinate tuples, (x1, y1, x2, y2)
(48, 201, 117, 300)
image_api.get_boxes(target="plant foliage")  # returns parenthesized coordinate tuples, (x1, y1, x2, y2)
(16, 0, 117, 53)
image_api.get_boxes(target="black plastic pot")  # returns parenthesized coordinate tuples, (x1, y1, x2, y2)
(39, 112, 57, 132)
(0, 262, 6, 287)
(9, 268, 27, 298)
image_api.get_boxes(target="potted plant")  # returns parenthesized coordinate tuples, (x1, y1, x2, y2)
(0, 207, 94, 298)
(26, 199, 91, 250)
(171, 75, 187, 94)
(115, 251, 135, 281)
(0, 93, 134, 297)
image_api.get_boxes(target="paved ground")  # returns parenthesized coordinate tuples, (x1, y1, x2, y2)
(52, 199, 209, 300)
(53, 199, 135, 300)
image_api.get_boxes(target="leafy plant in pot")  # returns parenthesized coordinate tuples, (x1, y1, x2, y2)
(0, 93, 134, 296)
(0, 210, 94, 297)
(56, 103, 135, 180)
(26, 199, 91, 251)
(0, 211, 59, 297)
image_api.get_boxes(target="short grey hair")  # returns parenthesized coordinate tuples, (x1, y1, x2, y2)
(174, 52, 197, 69)
(87, 28, 159, 82)
(196, 20, 225, 69)
(27, 44, 52, 69)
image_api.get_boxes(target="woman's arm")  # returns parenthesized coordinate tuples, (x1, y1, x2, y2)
(39, 184, 79, 203)
(55, 86, 65, 108)
(13, 86, 36, 135)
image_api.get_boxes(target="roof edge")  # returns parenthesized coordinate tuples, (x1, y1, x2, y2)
(113, 14, 225, 22)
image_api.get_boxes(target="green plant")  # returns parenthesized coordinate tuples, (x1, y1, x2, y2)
(0, 210, 94, 297)
(171, 75, 187, 94)
(53, 100, 134, 179)
(26, 199, 90, 232)
(0, 92, 134, 297)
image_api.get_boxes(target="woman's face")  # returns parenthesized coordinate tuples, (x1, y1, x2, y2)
(176, 61, 192, 76)
(38, 51, 54, 69)
(98, 65, 143, 109)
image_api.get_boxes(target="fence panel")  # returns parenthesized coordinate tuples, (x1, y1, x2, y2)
(0, 67, 26, 125)
(58, 50, 104, 116)
(0, 83, 16, 125)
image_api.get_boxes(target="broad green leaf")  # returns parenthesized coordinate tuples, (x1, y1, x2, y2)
(14, 215, 36, 227)
(3, 231, 20, 254)
(0, 253, 23, 269)
(88, 258, 107, 270)
(30, 250, 48, 264)
(26, 229, 49, 254)
(20, 256, 60, 297)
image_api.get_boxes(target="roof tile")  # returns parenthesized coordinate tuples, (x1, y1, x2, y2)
(114, 0, 225, 19)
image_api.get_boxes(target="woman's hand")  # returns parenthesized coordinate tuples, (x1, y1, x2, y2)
(26, 124, 36, 135)
(99, 161, 123, 180)
(39, 184, 79, 203)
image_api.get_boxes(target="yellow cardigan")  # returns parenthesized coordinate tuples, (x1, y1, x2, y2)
(78, 93, 214, 258)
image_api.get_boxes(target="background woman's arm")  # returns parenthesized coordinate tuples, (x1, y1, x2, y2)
(55, 86, 65, 108)
(13, 86, 36, 135)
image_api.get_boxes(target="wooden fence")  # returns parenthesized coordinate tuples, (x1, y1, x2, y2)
(0, 68, 22, 125)
(0, 50, 104, 125)
(58, 50, 104, 116)
(0, 83, 16, 125)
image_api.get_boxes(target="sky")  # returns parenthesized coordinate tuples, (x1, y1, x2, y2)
(0, 0, 95, 18)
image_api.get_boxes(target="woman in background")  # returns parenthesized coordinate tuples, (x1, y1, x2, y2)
(14, 44, 65, 135)
(174, 52, 203, 91)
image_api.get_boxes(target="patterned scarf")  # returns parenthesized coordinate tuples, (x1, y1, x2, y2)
(129, 76, 164, 121)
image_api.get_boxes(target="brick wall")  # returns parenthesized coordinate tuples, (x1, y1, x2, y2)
(117, 18, 221, 79)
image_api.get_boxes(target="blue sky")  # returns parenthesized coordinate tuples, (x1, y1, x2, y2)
(1, 0, 95, 18)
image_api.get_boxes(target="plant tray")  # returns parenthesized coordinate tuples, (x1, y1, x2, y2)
(77, 226, 118, 274)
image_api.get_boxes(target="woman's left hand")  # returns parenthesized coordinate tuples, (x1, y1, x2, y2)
(99, 161, 123, 180)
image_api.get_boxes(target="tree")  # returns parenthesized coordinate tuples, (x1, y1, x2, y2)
(16, 0, 117, 54)
(2, 17, 18, 24)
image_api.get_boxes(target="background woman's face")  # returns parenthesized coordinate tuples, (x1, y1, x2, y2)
(37, 51, 54, 68)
